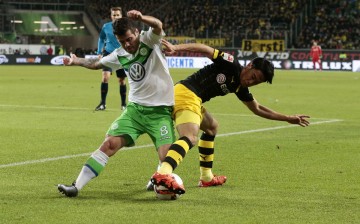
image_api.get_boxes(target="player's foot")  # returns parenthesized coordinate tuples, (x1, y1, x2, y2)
(95, 103, 106, 111)
(58, 183, 78, 197)
(198, 175, 227, 187)
(121, 105, 126, 110)
(151, 172, 185, 195)
(146, 180, 154, 191)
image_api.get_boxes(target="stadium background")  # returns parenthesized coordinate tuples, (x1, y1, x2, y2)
(1, 1, 360, 223)
(0, 0, 359, 71)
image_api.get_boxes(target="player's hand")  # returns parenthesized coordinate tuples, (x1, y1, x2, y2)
(161, 39, 176, 56)
(309, 57, 312, 60)
(127, 10, 142, 20)
(63, 53, 77, 66)
(287, 115, 310, 127)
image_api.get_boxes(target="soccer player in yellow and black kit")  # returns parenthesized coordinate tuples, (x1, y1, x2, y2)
(151, 39, 310, 194)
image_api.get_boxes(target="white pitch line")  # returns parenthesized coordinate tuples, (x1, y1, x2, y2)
(0, 144, 153, 169)
(0, 119, 342, 169)
(217, 119, 342, 137)
(0, 104, 339, 120)
(0, 104, 121, 112)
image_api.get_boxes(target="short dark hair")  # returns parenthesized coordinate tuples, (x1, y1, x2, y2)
(112, 17, 137, 36)
(110, 7, 122, 12)
(251, 57, 274, 84)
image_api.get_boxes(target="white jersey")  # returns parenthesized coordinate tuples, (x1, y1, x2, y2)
(100, 28, 174, 106)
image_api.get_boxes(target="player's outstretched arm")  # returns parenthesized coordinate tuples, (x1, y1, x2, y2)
(161, 39, 214, 59)
(63, 53, 103, 70)
(243, 99, 310, 127)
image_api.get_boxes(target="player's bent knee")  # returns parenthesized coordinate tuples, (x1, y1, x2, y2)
(202, 121, 219, 136)
(99, 137, 124, 156)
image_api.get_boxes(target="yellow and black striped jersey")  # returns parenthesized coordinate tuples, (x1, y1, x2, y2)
(178, 50, 254, 103)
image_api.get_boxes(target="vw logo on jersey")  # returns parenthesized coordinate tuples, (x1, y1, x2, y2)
(129, 62, 146, 82)
(139, 47, 148, 56)
(216, 73, 226, 84)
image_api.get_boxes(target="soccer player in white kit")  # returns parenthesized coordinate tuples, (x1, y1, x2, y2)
(57, 10, 182, 197)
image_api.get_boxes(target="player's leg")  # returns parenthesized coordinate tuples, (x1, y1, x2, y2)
(312, 59, 317, 71)
(147, 99, 190, 194)
(58, 106, 140, 197)
(318, 59, 322, 71)
(156, 84, 200, 175)
(198, 108, 227, 187)
(116, 69, 127, 110)
(151, 112, 198, 194)
(146, 116, 180, 191)
(95, 68, 111, 111)
(57, 135, 128, 197)
(75, 135, 126, 188)
(158, 120, 198, 173)
(151, 84, 202, 194)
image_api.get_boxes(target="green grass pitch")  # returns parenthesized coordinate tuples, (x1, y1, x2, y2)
(0, 66, 359, 223)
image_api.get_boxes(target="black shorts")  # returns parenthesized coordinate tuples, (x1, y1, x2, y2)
(102, 51, 127, 78)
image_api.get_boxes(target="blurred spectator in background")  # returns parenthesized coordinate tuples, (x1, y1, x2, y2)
(67, 46, 73, 55)
(40, 45, 47, 55)
(339, 51, 347, 61)
(58, 45, 65, 55)
(47, 45, 53, 55)
(15, 36, 22, 44)
(296, 0, 359, 49)
(50, 36, 55, 45)
(6, 0, 357, 50)
(23, 49, 30, 55)
(40, 36, 46, 44)
(74, 47, 84, 57)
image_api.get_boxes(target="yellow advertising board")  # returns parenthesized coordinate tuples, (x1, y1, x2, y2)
(195, 38, 226, 47)
(166, 37, 226, 47)
(166, 36, 196, 44)
(242, 40, 285, 52)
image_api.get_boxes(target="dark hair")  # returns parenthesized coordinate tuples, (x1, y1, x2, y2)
(110, 7, 122, 12)
(251, 57, 274, 84)
(112, 17, 137, 36)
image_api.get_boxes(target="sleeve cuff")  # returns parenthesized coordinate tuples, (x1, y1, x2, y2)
(213, 49, 219, 59)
